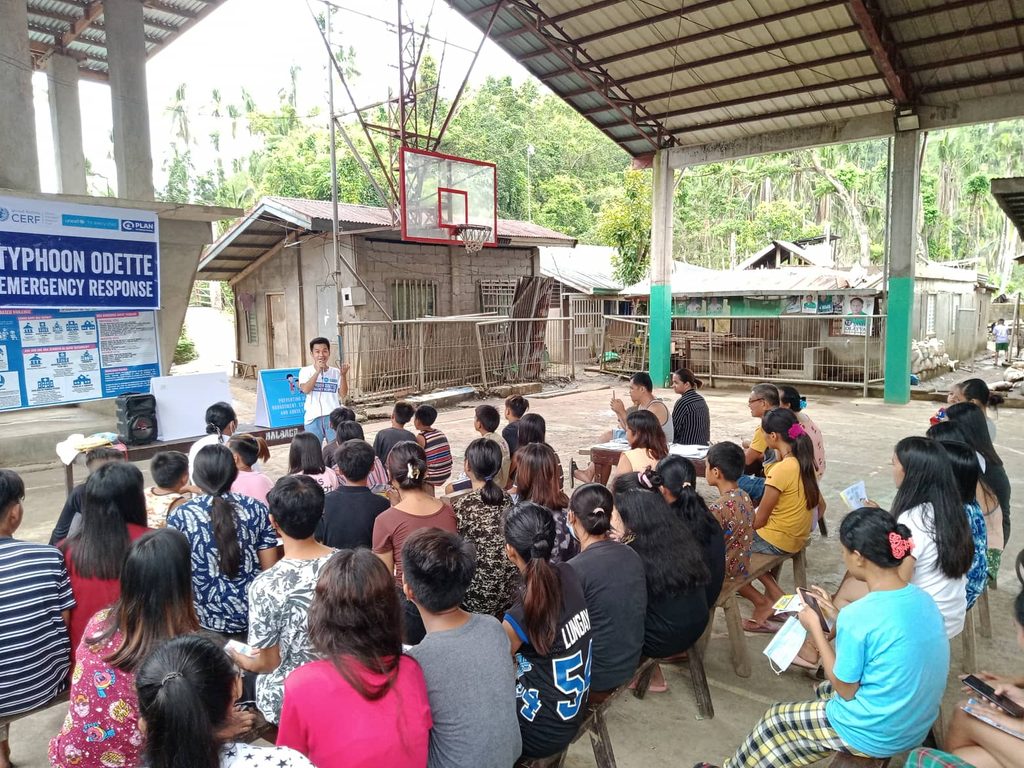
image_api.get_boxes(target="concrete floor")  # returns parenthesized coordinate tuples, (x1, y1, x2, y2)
(7, 381, 1024, 767)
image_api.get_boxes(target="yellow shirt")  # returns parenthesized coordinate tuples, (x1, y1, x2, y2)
(750, 426, 768, 455)
(758, 456, 811, 553)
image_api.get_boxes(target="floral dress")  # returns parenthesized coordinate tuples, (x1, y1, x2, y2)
(964, 500, 988, 609)
(48, 611, 144, 768)
(709, 489, 755, 580)
(450, 490, 520, 617)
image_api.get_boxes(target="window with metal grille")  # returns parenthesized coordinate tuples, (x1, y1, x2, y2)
(391, 279, 437, 320)
(245, 308, 258, 345)
(478, 279, 518, 315)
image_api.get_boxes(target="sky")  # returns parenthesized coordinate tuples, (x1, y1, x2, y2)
(30, 0, 531, 195)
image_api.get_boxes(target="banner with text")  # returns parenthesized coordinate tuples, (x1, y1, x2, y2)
(0, 195, 159, 310)
(0, 308, 160, 411)
(254, 367, 306, 428)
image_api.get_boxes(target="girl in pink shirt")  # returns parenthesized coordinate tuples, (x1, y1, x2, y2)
(277, 549, 432, 767)
(229, 435, 275, 505)
(288, 433, 339, 492)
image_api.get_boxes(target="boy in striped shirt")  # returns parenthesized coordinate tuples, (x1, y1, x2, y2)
(415, 405, 453, 495)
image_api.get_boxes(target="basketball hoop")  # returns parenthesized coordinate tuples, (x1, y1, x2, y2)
(454, 223, 492, 253)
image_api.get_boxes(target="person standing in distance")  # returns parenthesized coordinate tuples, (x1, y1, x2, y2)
(298, 337, 349, 445)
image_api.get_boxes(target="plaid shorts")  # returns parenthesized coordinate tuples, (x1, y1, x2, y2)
(905, 748, 974, 767)
(724, 682, 870, 768)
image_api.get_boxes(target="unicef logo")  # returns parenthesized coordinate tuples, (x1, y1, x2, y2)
(0, 207, 9, 222)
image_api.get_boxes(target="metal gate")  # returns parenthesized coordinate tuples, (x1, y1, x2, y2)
(569, 294, 605, 365)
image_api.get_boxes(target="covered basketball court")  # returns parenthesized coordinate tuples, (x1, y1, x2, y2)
(450, 0, 1024, 403)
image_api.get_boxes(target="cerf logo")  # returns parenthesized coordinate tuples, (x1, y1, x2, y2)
(0, 207, 9, 222)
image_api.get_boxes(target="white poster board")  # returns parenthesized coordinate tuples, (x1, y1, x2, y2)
(150, 372, 231, 442)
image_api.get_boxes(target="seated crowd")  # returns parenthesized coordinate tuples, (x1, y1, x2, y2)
(0, 372, 1018, 768)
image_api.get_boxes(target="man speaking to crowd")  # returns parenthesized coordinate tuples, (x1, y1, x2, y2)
(298, 336, 349, 444)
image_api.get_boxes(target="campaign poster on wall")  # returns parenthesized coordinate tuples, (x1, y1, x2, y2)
(842, 296, 874, 336)
(254, 368, 306, 428)
(0, 308, 160, 411)
(0, 195, 159, 310)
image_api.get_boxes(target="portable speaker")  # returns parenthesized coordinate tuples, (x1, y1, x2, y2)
(116, 393, 158, 446)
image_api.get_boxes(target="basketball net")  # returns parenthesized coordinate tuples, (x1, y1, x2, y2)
(454, 223, 492, 254)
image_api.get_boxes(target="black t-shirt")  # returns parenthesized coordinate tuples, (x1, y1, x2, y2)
(505, 563, 593, 759)
(316, 485, 390, 550)
(641, 585, 709, 659)
(49, 483, 85, 545)
(699, 513, 726, 608)
(502, 422, 520, 456)
(372, 427, 414, 465)
(568, 539, 647, 692)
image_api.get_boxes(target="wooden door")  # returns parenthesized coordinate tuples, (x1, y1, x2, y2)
(266, 293, 289, 368)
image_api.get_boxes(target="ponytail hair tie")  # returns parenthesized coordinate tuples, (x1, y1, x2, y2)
(888, 531, 914, 559)
(483, 474, 495, 482)
(407, 462, 420, 480)
(787, 424, 806, 440)
(681, 482, 692, 489)
(799, 398, 808, 409)
(591, 506, 605, 515)
(637, 471, 653, 489)
(161, 672, 182, 687)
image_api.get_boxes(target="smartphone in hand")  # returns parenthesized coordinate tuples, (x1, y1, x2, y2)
(797, 587, 831, 634)
(963, 675, 1024, 718)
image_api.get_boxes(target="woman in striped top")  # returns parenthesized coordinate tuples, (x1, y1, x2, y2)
(670, 368, 711, 446)
(414, 404, 453, 493)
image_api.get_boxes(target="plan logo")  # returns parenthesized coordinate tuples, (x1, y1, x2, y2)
(0, 207, 8, 222)
(120, 219, 156, 233)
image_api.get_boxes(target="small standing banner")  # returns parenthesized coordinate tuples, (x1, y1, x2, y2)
(254, 368, 306, 428)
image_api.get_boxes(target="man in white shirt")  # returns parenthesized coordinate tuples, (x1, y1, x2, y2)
(993, 318, 1010, 365)
(298, 337, 348, 444)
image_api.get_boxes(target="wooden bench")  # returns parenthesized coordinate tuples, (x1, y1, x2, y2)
(700, 549, 808, 678)
(959, 586, 992, 673)
(632, 645, 714, 720)
(232, 359, 258, 379)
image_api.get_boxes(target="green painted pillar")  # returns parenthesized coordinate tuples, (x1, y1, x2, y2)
(884, 130, 921, 404)
(648, 150, 674, 387)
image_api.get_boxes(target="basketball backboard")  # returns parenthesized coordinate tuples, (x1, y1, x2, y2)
(400, 147, 498, 248)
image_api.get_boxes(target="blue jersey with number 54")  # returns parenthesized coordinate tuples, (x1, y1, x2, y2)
(505, 563, 593, 759)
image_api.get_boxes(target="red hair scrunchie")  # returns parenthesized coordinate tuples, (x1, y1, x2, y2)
(888, 531, 914, 559)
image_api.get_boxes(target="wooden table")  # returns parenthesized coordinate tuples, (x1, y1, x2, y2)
(62, 423, 304, 496)
(579, 444, 707, 485)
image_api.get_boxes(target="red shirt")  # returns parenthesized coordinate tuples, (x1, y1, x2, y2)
(63, 523, 149, 660)
(277, 657, 432, 768)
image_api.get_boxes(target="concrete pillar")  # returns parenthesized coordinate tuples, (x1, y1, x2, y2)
(104, 0, 155, 200)
(648, 150, 675, 387)
(884, 130, 921, 404)
(0, 0, 41, 191)
(47, 54, 88, 195)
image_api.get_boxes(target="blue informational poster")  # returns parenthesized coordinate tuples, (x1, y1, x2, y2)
(0, 308, 160, 411)
(0, 194, 159, 310)
(253, 367, 306, 428)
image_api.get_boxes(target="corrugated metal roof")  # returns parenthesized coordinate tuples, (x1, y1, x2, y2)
(540, 244, 623, 294)
(622, 265, 878, 297)
(27, 0, 226, 80)
(449, 0, 1024, 157)
(197, 196, 576, 280)
(992, 177, 1024, 246)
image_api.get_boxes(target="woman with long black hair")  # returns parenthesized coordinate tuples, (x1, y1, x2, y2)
(277, 549, 432, 766)
(61, 462, 150, 657)
(656, 454, 725, 607)
(613, 471, 710, 692)
(50, 529, 200, 768)
(288, 431, 340, 491)
(933, 439, 989, 610)
(947, 401, 1011, 580)
(503, 502, 593, 759)
(168, 444, 279, 637)
(136, 635, 312, 768)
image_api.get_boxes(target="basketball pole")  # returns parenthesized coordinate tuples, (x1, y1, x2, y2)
(649, 151, 674, 389)
(327, 1, 343, 362)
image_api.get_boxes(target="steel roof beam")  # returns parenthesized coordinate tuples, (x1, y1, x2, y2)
(902, 16, 1024, 48)
(669, 94, 887, 136)
(143, 1, 199, 19)
(888, 0, 994, 24)
(526, 0, 842, 67)
(598, 74, 882, 128)
(846, 0, 915, 105)
(576, 50, 871, 115)
(919, 69, 1024, 95)
(908, 45, 1024, 72)
(559, 26, 861, 98)
(484, 0, 669, 152)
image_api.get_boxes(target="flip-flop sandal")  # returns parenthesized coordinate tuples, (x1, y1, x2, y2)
(742, 618, 781, 634)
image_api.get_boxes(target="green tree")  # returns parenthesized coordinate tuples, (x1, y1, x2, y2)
(596, 170, 652, 286)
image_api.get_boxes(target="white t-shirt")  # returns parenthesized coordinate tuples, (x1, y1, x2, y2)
(298, 365, 341, 425)
(221, 743, 313, 767)
(994, 323, 1009, 344)
(188, 433, 227, 482)
(899, 502, 967, 638)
